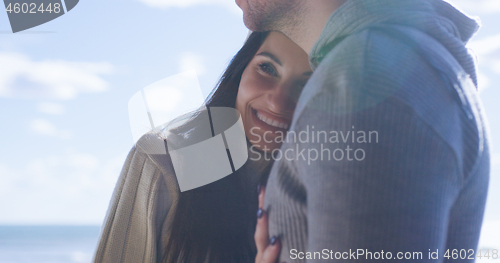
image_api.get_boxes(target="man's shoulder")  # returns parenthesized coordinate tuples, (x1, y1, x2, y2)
(315, 27, 433, 83)
(310, 26, 459, 110)
(303, 27, 483, 177)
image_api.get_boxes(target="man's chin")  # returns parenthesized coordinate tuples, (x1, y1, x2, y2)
(242, 18, 258, 32)
(235, 1, 266, 31)
(242, 15, 268, 32)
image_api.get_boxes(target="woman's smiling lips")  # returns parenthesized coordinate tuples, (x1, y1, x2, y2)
(251, 107, 291, 132)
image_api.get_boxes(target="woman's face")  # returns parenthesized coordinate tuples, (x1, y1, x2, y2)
(236, 31, 312, 152)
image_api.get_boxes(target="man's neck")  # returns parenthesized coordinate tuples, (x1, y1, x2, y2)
(281, 0, 346, 55)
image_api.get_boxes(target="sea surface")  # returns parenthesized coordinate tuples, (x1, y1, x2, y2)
(0, 226, 101, 263)
(0, 223, 498, 263)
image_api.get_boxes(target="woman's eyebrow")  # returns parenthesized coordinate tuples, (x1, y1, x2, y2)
(256, 52, 282, 66)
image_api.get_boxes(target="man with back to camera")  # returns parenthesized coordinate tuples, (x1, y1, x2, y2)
(236, 0, 491, 262)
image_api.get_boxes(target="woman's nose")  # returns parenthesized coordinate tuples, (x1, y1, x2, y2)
(266, 82, 295, 114)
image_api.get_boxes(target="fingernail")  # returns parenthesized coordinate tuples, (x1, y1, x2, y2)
(270, 236, 277, 246)
(257, 184, 261, 194)
(257, 208, 264, 218)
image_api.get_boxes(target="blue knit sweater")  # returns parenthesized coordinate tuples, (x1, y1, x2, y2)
(263, 0, 491, 262)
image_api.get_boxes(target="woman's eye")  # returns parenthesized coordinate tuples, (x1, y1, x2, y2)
(258, 62, 278, 77)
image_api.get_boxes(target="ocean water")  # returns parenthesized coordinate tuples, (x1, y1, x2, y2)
(0, 226, 101, 263)
(0, 223, 498, 263)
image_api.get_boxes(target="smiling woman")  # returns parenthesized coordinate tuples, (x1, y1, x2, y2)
(237, 31, 312, 152)
(92, 30, 312, 263)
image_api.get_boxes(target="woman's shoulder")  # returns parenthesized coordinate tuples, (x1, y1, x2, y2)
(132, 130, 180, 194)
(93, 130, 180, 263)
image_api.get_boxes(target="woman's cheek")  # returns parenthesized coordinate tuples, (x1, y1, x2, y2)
(238, 77, 268, 109)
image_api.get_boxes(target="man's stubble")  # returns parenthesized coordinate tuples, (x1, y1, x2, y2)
(242, 0, 304, 34)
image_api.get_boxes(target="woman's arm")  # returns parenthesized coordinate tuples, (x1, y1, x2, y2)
(92, 139, 177, 263)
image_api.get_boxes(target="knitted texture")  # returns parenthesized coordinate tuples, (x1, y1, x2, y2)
(264, 0, 490, 262)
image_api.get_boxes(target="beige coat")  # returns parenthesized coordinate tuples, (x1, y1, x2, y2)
(92, 132, 270, 262)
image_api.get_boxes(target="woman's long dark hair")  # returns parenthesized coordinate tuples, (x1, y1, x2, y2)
(162, 31, 271, 262)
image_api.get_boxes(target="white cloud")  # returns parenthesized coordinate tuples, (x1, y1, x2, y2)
(0, 52, 113, 100)
(0, 151, 128, 224)
(29, 118, 72, 139)
(468, 34, 500, 57)
(467, 34, 500, 92)
(493, 153, 500, 168)
(140, 0, 494, 16)
(179, 52, 207, 76)
(447, 0, 500, 14)
(488, 58, 500, 74)
(477, 71, 490, 92)
(37, 102, 65, 115)
(479, 220, 500, 251)
(138, 0, 241, 14)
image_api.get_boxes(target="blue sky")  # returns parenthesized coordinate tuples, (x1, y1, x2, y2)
(0, 0, 499, 250)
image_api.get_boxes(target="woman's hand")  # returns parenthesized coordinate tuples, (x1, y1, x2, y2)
(255, 185, 281, 263)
